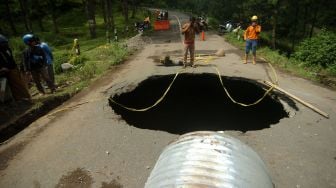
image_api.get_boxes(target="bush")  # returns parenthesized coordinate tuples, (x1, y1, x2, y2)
(78, 61, 98, 80)
(68, 56, 86, 66)
(207, 17, 220, 30)
(293, 30, 336, 68)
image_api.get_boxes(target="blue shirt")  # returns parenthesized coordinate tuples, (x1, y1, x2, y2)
(39, 42, 53, 65)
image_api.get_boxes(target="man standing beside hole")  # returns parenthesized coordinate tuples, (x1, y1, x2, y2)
(182, 17, 200, 68)
(22, 34, 56, 95)
(35, 36, 55, 85)
(244, 15, 261, 65)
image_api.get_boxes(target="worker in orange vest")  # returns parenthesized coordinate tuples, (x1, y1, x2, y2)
(244, 15, 261, 65)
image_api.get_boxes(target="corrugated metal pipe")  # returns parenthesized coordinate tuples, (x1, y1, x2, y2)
(145, 131, 273, 188)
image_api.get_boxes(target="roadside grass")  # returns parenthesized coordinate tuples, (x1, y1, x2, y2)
(224, 32, 336, 88)
(7, 8, 150, 107)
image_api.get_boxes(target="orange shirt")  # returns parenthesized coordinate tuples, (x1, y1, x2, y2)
(244, 25, 261, 40)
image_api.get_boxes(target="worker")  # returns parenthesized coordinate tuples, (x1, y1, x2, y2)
(35, 36, 55, 85)
(182, 17, 200, 67)
(144, 17, 150, 29)
(73, 38, 80, 55)
(22, 34, 56, 94)
(244, 15, 261, 65)
(155, 9, 160, 20)
(0, 34, 31, 101)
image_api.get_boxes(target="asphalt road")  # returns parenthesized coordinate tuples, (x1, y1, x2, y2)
(0, 11, 335, 188)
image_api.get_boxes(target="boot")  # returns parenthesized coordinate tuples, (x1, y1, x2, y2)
(183, 62, 187, 68)
(253, 56, 257, 65)
(244, 54, 248, 64)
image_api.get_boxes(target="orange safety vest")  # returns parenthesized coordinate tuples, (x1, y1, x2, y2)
(244, 25, 261, 40)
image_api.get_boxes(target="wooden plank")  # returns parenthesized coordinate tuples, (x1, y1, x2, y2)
(264, 81, 329, 119)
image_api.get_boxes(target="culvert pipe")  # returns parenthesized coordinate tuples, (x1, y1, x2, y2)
(145, 131, 273, 188)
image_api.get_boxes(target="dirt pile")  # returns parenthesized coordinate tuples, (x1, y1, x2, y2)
(126, 34, 151, 51)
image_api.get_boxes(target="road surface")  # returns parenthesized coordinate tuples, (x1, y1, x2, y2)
(0, 11, 335, 188)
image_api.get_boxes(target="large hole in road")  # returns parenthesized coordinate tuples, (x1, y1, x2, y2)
(110, 74, 288, 134)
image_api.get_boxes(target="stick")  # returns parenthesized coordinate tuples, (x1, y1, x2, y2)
(264, 81, 329, 119)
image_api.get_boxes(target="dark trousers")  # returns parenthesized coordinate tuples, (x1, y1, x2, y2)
(31, 67, 55, 94)
(47, 64, 55, 84)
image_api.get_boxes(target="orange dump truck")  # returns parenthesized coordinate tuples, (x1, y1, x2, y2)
(154, 10, 170, 31)
(154, 20, 170, 30)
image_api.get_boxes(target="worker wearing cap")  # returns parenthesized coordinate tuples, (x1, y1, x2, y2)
(22, 34, 56, 94)
(244, 15, 261, 65)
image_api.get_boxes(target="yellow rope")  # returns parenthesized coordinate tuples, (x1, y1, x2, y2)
(212, 65, 275, 107)
(108, 64, 276, 110)
(108, 15, 278, 111)
(48, 61, 277, 114)
(263, 57, 278, 85)
(47, 15, 279, 114)
(108, 69, 184, 112)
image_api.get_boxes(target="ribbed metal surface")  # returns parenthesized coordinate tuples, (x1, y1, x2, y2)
(145, 131, 273, 188)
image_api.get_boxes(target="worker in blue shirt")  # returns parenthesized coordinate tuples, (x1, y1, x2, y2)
(35, 37, 55, 85)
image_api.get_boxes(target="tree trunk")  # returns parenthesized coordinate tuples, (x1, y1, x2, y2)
(106, 0, 114, 31)
(271, 19, 277, 49)
(131, 0, 136, 18)
(104, 0, 113, 42)
(271, 0, 281, 49)
(5, 0, 17, 35)
(291, 3, 299, 51)
(302, 4, 308, 37)
(51, 13, 59, 33)
(19, 0, 32, 32)
(122, 0, 129, 24)
(33, 0, 45, 32)
(37, 17, 45, 31)
(309, 5, 319, 38)
(86, 0, 97, 38)
(101, 0, 107, 26)
(49, 0, 59, 33)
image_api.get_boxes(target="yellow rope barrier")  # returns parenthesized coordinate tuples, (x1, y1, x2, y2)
(212, 66, 275, 107)
(108, 15, 278, 111)
(108, 69, 184, 112)
(108, 63, 277, 110)
(47, 15, 279, 115)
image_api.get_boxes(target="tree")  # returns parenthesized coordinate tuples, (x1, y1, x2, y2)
(122, 0, 129, 24)
(130, 0, 140, 18)
(269, 0, 282, 49)
(4, 0, 17, 34)
(309, 3, 319, 38)
(31, 0, 48, 32)
(84, 0, 97, 38)
(102, 0, 114, 42)
(291, 1, 299, 51)
(48, 0, 60, 33)
(19, 0, 33, 32)
(101, 0, 107, 25)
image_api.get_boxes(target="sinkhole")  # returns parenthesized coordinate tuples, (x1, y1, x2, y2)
(109, 73, 289, 134)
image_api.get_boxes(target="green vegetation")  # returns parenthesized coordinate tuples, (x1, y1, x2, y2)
(140, 0, 336, 88)
(293, 30, 336, 68)
(1, 0, 150, 103)
(225, 32, 336, 87)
